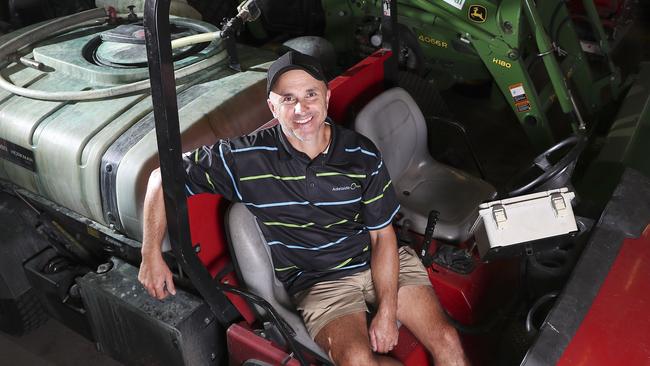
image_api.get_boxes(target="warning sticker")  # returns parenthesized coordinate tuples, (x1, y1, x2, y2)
(509, 83, 531, 112)
(509, 83, 528, 102)
(515, 101, 531, 113)
(442, 0, 466, 10)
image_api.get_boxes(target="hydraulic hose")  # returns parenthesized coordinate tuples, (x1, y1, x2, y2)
(0, 8, 226, 101)
(0, 50, 226, 101)
(171, 31, 220, 49)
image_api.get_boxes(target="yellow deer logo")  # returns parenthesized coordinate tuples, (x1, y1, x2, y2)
(469, 5, 487, 23)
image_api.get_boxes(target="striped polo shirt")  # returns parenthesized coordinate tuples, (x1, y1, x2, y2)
(183, 122, 400, 296)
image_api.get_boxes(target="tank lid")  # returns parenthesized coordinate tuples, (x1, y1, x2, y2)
(95, 23, 197, 67)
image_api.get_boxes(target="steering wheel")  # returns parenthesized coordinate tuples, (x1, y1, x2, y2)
(507, 134, 587, 196)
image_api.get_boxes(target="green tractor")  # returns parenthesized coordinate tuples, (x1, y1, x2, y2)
(322, 0, 636, 149)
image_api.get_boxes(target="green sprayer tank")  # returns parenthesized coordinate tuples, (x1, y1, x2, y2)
(0, 8, 274, 241)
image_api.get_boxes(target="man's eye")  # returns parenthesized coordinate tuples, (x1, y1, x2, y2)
(306, 92, 317, 99)
(282, 96, 296, 104)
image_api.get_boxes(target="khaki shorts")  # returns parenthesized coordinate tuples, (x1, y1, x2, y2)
(291, 246, 432, 339)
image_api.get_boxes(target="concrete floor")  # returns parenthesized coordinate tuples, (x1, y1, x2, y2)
(0, 319, 122, 366)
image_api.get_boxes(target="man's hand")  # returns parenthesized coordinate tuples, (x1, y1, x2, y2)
(138, 252, 176, 300)
(369, 311, 399, 353)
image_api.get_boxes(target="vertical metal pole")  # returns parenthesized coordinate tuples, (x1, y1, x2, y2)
(382, 0, 399, 88)
(522, 0, 574, 114)
(143, 0, 237, 324)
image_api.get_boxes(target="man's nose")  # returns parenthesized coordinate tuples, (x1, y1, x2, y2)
(294, 101, 304, 114)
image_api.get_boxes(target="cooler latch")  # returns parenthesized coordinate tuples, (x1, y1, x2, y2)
(492, 204, 508, 230)
(550, 193, 567, 218)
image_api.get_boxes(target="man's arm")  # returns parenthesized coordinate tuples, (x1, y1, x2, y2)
(138, 168, 177, 300)
(368, 224, 399, 353)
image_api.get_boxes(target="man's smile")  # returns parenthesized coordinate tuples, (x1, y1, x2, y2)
(293, 115, 313, 125)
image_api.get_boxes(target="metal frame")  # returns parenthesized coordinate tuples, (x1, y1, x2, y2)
(142, 0, 239, 325)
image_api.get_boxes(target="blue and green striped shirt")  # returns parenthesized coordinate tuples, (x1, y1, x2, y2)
(183, 122, 400, 295)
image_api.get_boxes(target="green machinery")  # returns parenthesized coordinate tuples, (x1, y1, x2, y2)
(322, 0, 628, 151)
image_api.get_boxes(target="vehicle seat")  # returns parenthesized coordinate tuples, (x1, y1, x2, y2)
(226, 203, 331, 362)
(355, 88, 496, 243)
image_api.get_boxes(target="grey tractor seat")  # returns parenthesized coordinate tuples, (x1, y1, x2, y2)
(226, 203, 331, 362)
(355, 87, 496, 243)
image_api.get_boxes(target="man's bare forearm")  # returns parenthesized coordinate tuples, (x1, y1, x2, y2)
(370, 225, 399, 317)
(368, 225, 400, 353)
(138, 168, 177, 299)
(141, 168, 167, 257)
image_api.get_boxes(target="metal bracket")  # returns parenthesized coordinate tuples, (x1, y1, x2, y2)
(550, 192, 567, 218)
(492, 204, 508, 230)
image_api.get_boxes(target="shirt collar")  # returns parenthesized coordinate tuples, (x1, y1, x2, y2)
(276, 123, 294, 161)
(323, 122, 348, 166)
(276, 124, 309, 162)
(275, 118, 347, 166)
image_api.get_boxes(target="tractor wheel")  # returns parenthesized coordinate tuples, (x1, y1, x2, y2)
(0, 288, 48, 336)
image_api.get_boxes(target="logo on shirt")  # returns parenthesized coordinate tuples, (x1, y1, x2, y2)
(332, 182, 361, 192)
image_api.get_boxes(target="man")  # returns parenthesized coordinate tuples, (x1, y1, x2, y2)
(139, 51, 468, 366)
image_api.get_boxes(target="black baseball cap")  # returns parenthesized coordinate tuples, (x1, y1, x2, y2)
(266, 50, 327, 96)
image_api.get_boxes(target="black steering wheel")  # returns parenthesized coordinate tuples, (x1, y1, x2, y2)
(507, 134, 587, 196)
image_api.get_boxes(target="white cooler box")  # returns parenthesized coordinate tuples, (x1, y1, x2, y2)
(473, 188, 578, 260)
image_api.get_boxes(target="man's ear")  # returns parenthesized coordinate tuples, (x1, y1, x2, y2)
(325, 88, 331, 108)
(267, 98, 277, 118)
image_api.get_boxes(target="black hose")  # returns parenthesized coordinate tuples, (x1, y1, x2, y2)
(554, 17, 572, 45)
(173, 274, 330, 366)
(549, 0, 569, 43)
(525, 292, 558, 334)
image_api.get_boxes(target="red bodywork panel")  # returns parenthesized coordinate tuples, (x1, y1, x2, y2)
(558, 223, 650, 365)
(228, 323, 304, 366)
(327, 50, 390, 124)
(187, 193, 229, 276)
(227, 321, 429, 366)
(187, 193, 256, 324)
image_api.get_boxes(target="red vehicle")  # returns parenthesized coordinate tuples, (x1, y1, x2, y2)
(1, 1, 649, 365)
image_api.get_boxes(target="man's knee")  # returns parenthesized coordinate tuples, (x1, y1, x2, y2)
(334, 345, 377, 366)
(422, 322, 463, 355)
(438, 323, 460, 343)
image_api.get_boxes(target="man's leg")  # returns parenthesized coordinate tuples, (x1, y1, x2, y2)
(396, 285, 469, 366)
(314, 311, 402, 366)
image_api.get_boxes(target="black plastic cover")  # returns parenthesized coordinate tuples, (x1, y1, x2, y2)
(78, 258, 225, 366)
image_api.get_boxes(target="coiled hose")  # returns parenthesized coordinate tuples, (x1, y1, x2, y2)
(0, 8, 226, 101)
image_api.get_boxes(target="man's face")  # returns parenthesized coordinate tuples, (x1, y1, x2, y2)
(267, 69, 330, 144)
